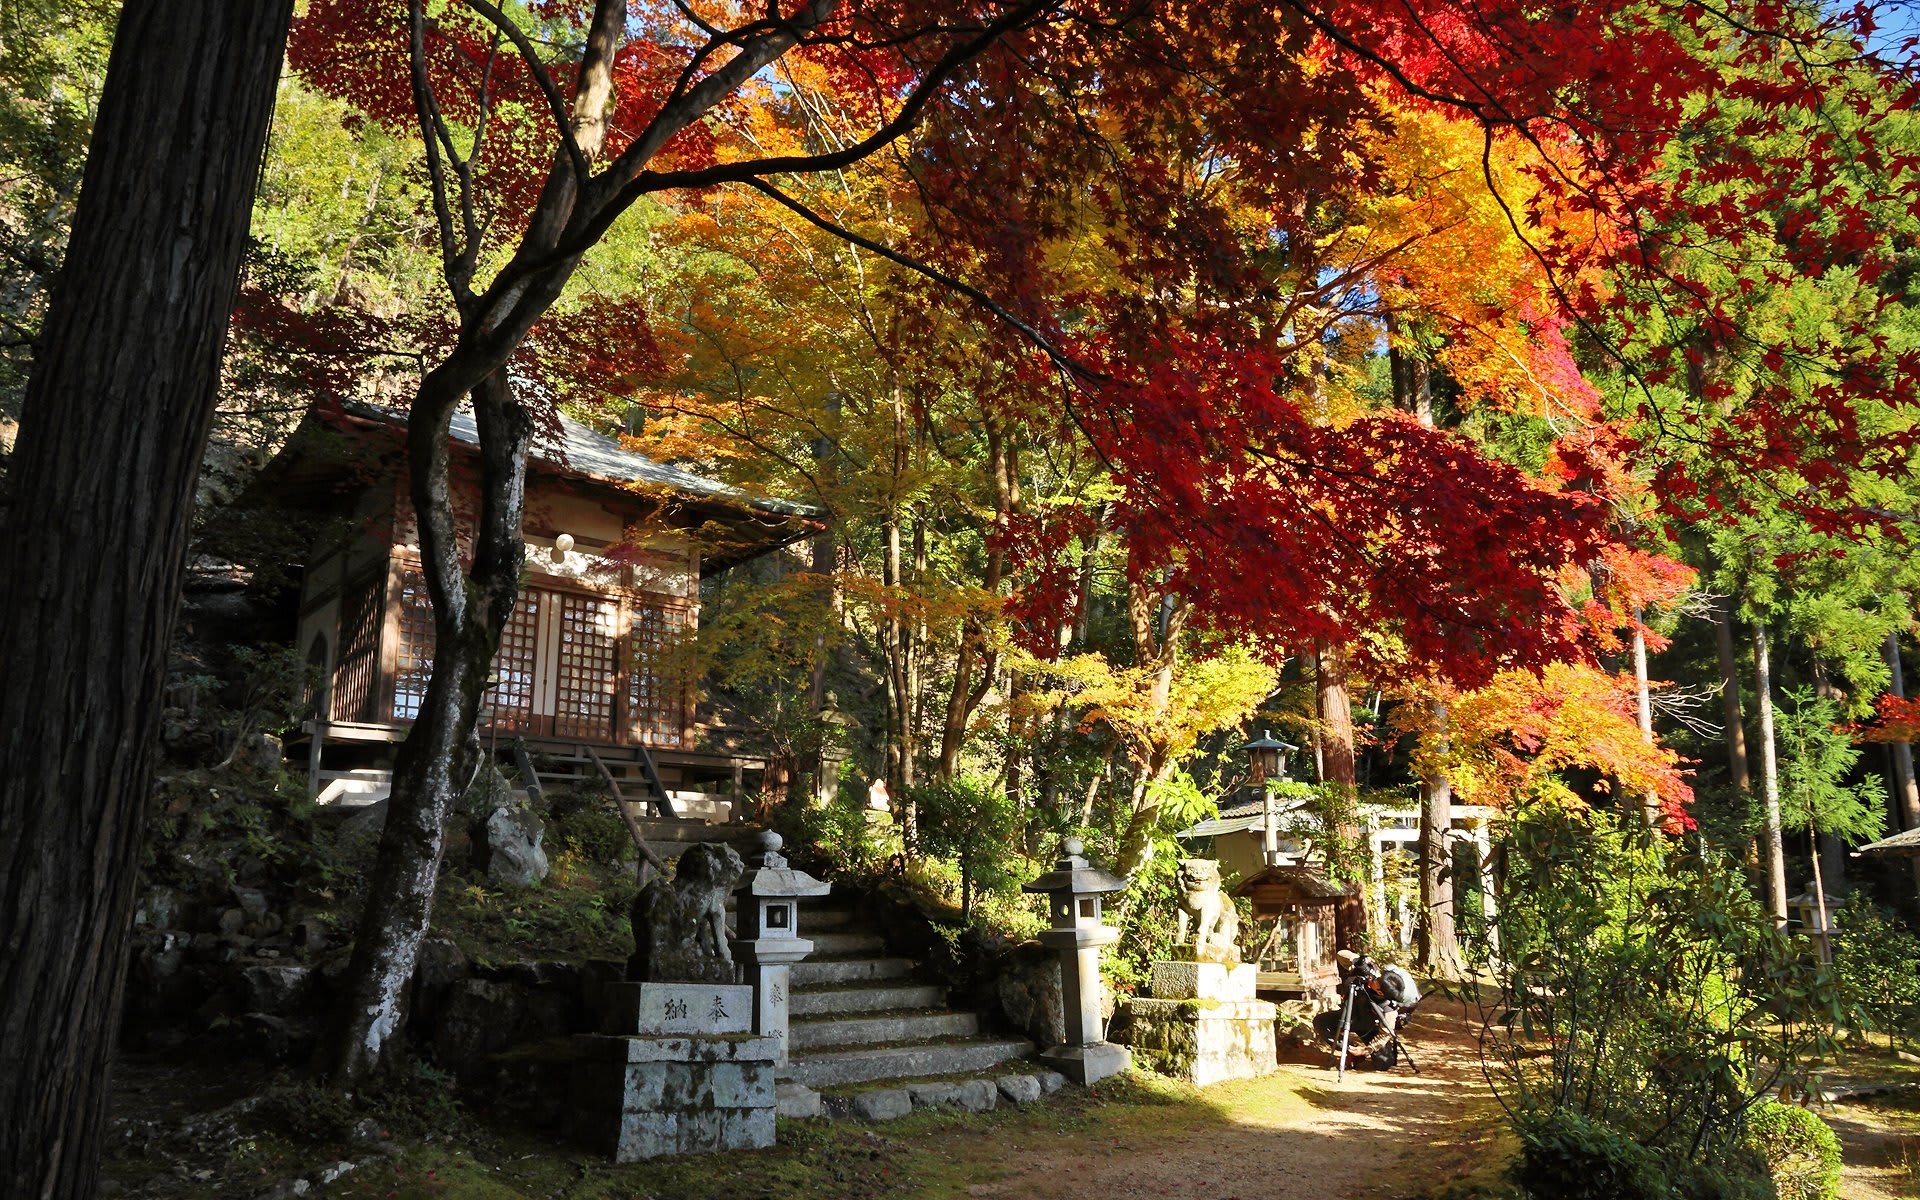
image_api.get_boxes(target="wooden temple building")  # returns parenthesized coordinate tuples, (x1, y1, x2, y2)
(259, 401, 821, 814)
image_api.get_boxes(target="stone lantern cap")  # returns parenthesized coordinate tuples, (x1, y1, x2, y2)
(1241, 732, 1299, 755)
(1022, 838, 1127, 897)
(732, 832, 831, 898)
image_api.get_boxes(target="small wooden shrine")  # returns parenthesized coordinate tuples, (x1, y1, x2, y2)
(1232, 864, 1360, 1004)
(255, 400, 821, 802)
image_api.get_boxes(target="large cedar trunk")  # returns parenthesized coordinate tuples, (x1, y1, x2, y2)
(1712, 595, 1752, 794)
(1113, 580, 1190, 876)
(1315, 642, 1358, 794)
(1315, 641, 1368, 935)
(1391, 332, 1452, 964)
(0, 4, 293, 1195)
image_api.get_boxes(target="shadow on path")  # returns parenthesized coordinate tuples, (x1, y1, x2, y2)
(958, 1003, 1501, 1200)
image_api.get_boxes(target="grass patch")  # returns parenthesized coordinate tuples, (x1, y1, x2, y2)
(430, 848, 638, 967)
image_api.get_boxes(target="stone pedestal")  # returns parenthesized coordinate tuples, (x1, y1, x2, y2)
(1150, 960, 1257, 1001)
(571, 1032, 779, 1160)
(1122, 960, 1276, 1087)
(1034, 923, 1131, 1085)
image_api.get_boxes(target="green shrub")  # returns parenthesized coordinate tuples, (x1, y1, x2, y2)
(777, 785, 899, 879)
(1831, 893, 1920, 1045)
(546, 801, 634, 866)
(1480, 804, 1849, 1168)
(1746, 1101, 1842, 1200)
(907, 776, 1020, 920)
(1665, 1157, 1772, 1200)
(1513, 1110, 1673, 1200)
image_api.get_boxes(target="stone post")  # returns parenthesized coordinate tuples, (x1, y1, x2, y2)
(1023, 838, 1131, 1085)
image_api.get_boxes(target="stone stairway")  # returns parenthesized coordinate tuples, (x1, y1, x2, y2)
(781, 899, 1043, 1118)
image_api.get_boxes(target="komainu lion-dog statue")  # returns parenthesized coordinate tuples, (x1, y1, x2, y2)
(627, 841, 745, 984)
(1175, 858, 1242, 966)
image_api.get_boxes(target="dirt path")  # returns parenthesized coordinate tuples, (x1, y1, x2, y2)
(1828, 1099, 1920, 1200)
(101, 1006, 1506, 1200)
(955, 1006, 1500, 1200)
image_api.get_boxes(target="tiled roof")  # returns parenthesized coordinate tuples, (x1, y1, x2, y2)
(1857, 826, 1920, 857)
(350, 400, 824, 519)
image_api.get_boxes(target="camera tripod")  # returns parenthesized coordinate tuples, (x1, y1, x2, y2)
(1333, 977, 1421, 1082)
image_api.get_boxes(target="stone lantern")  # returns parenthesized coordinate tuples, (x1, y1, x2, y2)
(1243, 730, 1299, 868)
(1022, 837, 1130, 1085)
(731, 831, 830, 1067)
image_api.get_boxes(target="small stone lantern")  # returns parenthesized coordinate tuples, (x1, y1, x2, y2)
(1243, 730, 1299, 868)
(1022, 837, 1131, 1085)
(731, 831, 830, 1066)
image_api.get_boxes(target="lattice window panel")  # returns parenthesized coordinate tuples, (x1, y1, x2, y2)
(484, 589, 542, 732)
(626, 602, 689, 747)
(552, 593, 619, 739)
(391, 569, 436, 722)
(330, 571, 384, 722)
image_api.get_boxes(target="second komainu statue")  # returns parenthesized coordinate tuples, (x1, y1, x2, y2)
(1175, 858, 1241, 966)
(626, 841, 745, 984)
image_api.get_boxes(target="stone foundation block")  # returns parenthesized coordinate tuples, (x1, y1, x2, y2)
(907, 1079, 997, 1112)
(1121, 996, 1278, 1088)
(775, 1082, 823, 1119)
(996, 1074, 1043, 1104)
(571, 1033, 778, 1161)
(593, 1106, 776, 1161)
(1149, 961, 1257, 1002)
(1039, 1041, 1132, 1086)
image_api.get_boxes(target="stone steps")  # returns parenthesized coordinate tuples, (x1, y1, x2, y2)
(789, 1009, 979, 1050)
(814, 1067, 1069, 1121)
(806, 931, 886, 956)
(788, 982, 948, 1017)
(785, 1035, 1034, 1089)
(789, 956, 914, 987)
(778, 899, 1036, 1109)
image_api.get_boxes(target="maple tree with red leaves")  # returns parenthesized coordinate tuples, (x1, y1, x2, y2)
(0, 0, 1916, 1191)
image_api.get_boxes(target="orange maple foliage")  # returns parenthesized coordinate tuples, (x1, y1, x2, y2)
(1400, 663, 1694, 824)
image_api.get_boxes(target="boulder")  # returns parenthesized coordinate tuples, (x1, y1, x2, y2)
(234, 1013, 316, 1063)
(431, 978, 523, 1080)
(850, 1088, 912, 1121)
(232, 733, 284, 774)
(471, 804, 549, 887)
(996, 941, 1067, 1047)
(241, 964, 314, 1014)
(336, 800, 388, 853)
(232, 887, 270, 924)
(133, 887, 186, 932)
(407, 935, 470, 1033)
